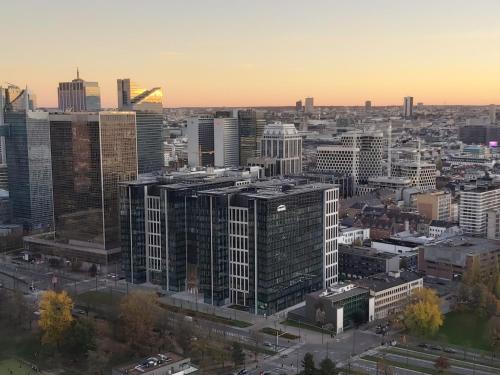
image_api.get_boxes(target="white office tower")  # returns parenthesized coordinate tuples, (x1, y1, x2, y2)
(403, 96, 413, 119)
(489, 104, 496, 124)
(214, 117, 239, 167)
(460, 186, 500, 236)
(305, 97, 314, 114)
(260, 122, 302, 176)
(187, 116, 215, 168)
(316, 131, 384, 185)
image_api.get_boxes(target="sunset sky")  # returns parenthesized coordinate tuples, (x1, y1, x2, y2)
(3, 0, 500, 108)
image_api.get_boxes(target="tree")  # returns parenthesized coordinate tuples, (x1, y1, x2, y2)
(434, 356, 450, 373)
(231, 342, 245, 366)
(319, 357, 337, 375)
(376, 358, 395, 375)
(477, 285, 499, 317)
(119, 291, 160, 354)
(62, 318, 96, 357)
(302, 352, 316, 375)
(403, 288, 443, 336)
(39, 290, 74, 348)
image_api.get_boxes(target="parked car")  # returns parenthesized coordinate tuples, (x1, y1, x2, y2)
(444, 347, 457, 354)
(430, 345, 442, 351)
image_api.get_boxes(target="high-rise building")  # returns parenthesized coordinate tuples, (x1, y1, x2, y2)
(415, 191, 452, 221)
(489, 104, 496, 124)
(254, 122, 302, 176)
(3, 106, 53, 229)
(187, 116, 215, 167)
(214, 117, 239, 167)
(305, 97, 314, 114)
(116, 79, 164, 174)
(238, 109, 266, 165)
(197, 180, 338, 314)
(391, 161, 436, 191)
(316, 131, 383, 185)
(365, 100, 372, 110)
(403, 96, 413, 119)
(460, 185, 500, 236)
(58, 69, 101, 112)
(295, 100, 302, 113)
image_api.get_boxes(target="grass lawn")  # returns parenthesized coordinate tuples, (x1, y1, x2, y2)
(0, 359, 34, 375)
(437, 310, 491, 351)
(281, 319, 333, 335)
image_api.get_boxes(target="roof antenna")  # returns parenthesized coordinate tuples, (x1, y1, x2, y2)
(77, 67, 80, 80)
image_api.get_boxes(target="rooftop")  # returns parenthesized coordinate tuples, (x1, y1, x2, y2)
(422, 236, 500, 265)
(355, 271, 422, 293)
(339, 245, 399, 260)
(114, 352, 198, 375)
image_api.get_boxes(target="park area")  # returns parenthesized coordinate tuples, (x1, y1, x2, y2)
(437, 310, 493, 350)
(0, 358, 36, 375)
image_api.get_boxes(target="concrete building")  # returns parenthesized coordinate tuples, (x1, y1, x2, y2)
(403, 96, 413, 119)
(339, 227, 370, 245)
(304, 97, 314, 114)
(187, 116, 214, 167)
(371, 238, 421, 255)
(214, 117, 239, 167)
(58, 69, 101, 111)
(365, 100, 372, 111)
(391, 161, 436, 191)
(459, 185, 500, 236)
(416, 191, 451, 221)
(487, 209, 500, 240)
(355, 272, 423, 320)
(428, 220, 460, 239)
(368, 176, 412, 190)
(419, 236, 500, 280)
(338, 245, 400, 279)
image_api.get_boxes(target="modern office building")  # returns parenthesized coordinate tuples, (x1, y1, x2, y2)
(117, 79, 164, 174)
(304, 97, 314, 114)
(249, 122, 302, 176)
(403, 96, 413, 119)
(338, 245, 400, 280)
(316, 131, 383, 185)
(416, 190, 451, 221)
(391, 161, 436, 191)
(238, 109, 266, 164)
(295, 100, 302, 113)
(23, 112, 137, 267)
(458, 119, 500, 145)
(197, 180, 339, 314)
(214, 117, 239, 167)
(119, 173, 255, 291)
(459, 185, 500, 236)
(57, 70, 101, 111)
(490, 104, 496, 124)
(187, 116, 215, 167)
(339, 227, 370, 245)
(3, 108, 53, 230)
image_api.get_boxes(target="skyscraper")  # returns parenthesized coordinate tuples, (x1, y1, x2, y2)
(238, 109, 266, 165)
(49, 112, 137, 251)
(365, 100, 372, 110)
(58, 69, 101, 111)
(3, 93, 53, 229)
(304, 97, 314, 114)
(117, 79, 164, 174)
(295, 100, 303, 113)
(489, 104, 496, 124)
(187, 116, 215, 167)
(214, 117, 239, 167)
(403, 96, 413, 119)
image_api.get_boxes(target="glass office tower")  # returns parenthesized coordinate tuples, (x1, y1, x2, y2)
(238, 109, 266, 165)
(58, 70, 101, 112)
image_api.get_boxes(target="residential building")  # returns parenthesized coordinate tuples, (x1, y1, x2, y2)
(214, 117, 239, 167)
(197, 180, 339, 314)
(3, 108, 53, 229)
(418, 236, 500, 280)
(416, 190, 451, 221)
(459, 185, 500, 236)
(338, 245, 400, 279)
(187, 116, 214, 167)
(238, 109, 266, 165)
(57, 69, 101, 111)
(403, 96, 413, 119)
(355, 271, 423, 320)
(24, 112, 137, 268)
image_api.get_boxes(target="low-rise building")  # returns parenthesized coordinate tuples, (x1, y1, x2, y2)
(371, 238, 421, 255)
(112, 353, 199, 375)
(428, 220, 460, 238)
(339, 227, 370, 245)
(338, 245, 400, 279)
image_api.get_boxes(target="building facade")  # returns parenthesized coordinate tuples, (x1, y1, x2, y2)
(187, 116, 214, 167)
(460, 186, 500, 236)
(214, 117, 239, 167)
(238, 109, 266, 165)
(338, 245, 400, 279)
(416, 191, 452, 221)
(391, 161, 436, 191)
(58, 70, 101, 111)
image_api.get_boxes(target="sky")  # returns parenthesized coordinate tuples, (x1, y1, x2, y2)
(2, 0, 500, 108)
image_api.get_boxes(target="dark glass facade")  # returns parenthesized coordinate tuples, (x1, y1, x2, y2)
(238, 109, 265, 164)
(4, 111, 53, 229)
(136, 112, 164, 174)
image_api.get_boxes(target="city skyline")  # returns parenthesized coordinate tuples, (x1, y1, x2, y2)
(3, 0, 500, 107)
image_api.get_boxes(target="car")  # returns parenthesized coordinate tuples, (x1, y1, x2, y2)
(444, 347, 457, 354)
(264, 342, 273, 347)
(280, 353, 288, 358)
(430, 345, 442, 351)
(237, 369, 247, 375)
(418, 343, 429, 348)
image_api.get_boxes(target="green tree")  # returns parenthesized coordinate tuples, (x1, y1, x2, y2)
(302, 352, 316, 375)
(319, 357, 337, 375)
(62, 318, 96, 357)
(434, 356, 450, 373)
(231, 342, 245, 366)
(403, 288, 443, 336)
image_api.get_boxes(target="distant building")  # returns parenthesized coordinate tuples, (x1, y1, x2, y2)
(295, 100, 302, 113)
(304, 97, 314, 114)
(339, 227, 370, 245)
(214, 117, 239, 167)
(487, 209, 500, 240)
(419, 236, 500, 280)
(371, 238, 420, 255)
(338, 245, 400, 279)
(459, 185, 500, 236)
(490, 104, 496, 124)
(365, 100, 372, 110)
(403, 96, 413, 119)
(391, 161, 436, 191)
(117, 78, 163, 113)
(428, 220, 460, 238)
(58, 69, 101, 111)
(416, 191, 451, 221)
(238, 109, 266, 165)
(368, 176, 412, 190)
(187, 116, 214, 167)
